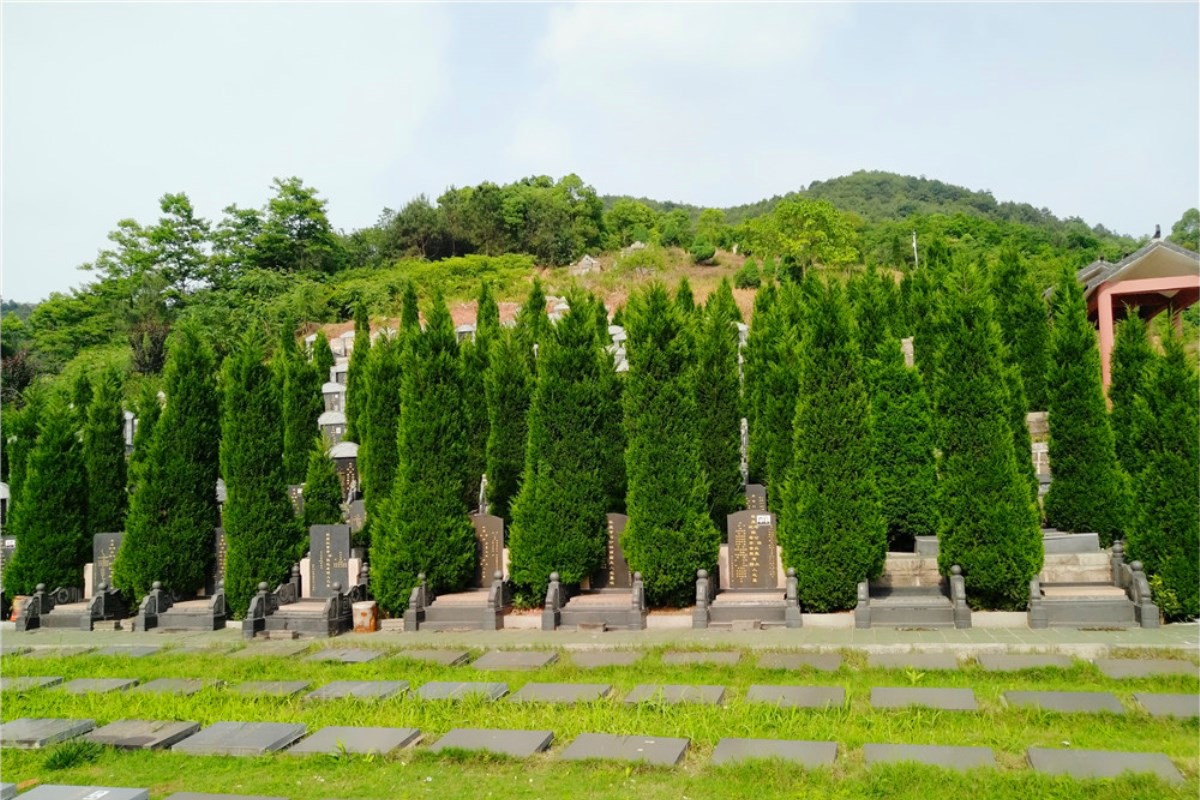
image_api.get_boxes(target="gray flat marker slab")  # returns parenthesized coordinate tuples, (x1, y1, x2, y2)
(976, 654, 1073, 672)
(165, 794, 287, 800)
(508, 682, 612, 704)
(1134, 693, 1200, 719)
(0, 784, 13, 800)
(229, 680, 311, 698)
(868, 653, 959, 671)
(288, 725, 421, 755)
(93, 645, 161, 658)
(62, 678, 138, 694)
(305, 648, 383, 664)
(417, 681, 508, 701)
(864, 743, 996, 771)
(303, 680, 407, 701)
(133, 679, 213, 696)
(170, 647, 233, 657)
(746, 685, 844, 708)
(1027, 747, 1183, 784)
(17, 788, 148, 800)
(757, 653, 842, 672)
(1, 676, 63, 691)
(231, 643, 310, 658)
(624, 684, 725, 705)
(25, 647, 93, 659)
(662, 651, 740, 666)
(712, 737, 837, 766)
(1, 718, 94, 749)
(472, 650, 558, 670)
(1094, 658, 1199, 679)
(871, 687, 978, 711)
(87, 719, 201, 749)
(1004, 690, 1123, 714)
(570, 651, 641, 669)
(393, 649, 471, 666)
(172, 722, 306, 755)
(560, 733, 689, 766)
(430, 728, 552, 758)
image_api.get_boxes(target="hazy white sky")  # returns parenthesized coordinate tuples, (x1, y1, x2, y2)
(4, 2, 1198, 302)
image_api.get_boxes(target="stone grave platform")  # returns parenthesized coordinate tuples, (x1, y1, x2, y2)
(133, 679, 215, 696)
(549, 586, 648, 632)
(231, 642, 310, 659)
(711, 738, 837, 766)
(1133, 693, 1200, 718)
(87, 720, 200, 750)
(472, 650, 558, 670)
(303, 680, 407, 701)
(306, 648, 382, 664)
(745, 685, 844, 708)
(152, 596, 227, 632)
(417, 681, 508, 701)
(229, 681, 311, 698)
(855, 569, 971, 630)
(1026, 747, 1182, 784)
(0, 718, 94, 749)
(508, 683, 612, 704)
(62, 678, 139, 694)
(757, 653, 842, 671)
(624, 684, 724, 705)
(570, 651, 641, 669)
(560, 733, 689, 766)
(172, 722, 306, 756)
(430, 728, 553, 758)
(17, 788, 148, 800)
(1029, 543, 1157, 629)
(870, 687, 978, 711)
(1003, 690, 1124, 713)
(241, 569, 359, 639)
(392, 649, 471, 666)
(288, 726, 421, 755)
(864, 743, 996, 771)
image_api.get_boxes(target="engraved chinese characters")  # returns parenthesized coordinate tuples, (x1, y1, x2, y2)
(726, 510, 777, 590)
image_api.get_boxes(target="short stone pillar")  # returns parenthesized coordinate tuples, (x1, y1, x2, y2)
(353, 600, 378, 633)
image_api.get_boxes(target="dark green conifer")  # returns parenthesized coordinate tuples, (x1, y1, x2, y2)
(71, 372, 92, 426)
(278, 324, 322, 484)
(695, 279, 743, 526)
(312, 330, 335, 385)
(4, 387, 46, 510)
(1109, 313, 1155, 478)
(743, 283, 778, 485)
(83, 369, 127, 534)
(127, 383, 161, 494)
(302, 439, 344, 527)
(762, 284, 804, 512)
(343, 304, 370, 441)
(484, 327, 533, 523)
(461, 281, 499, 509)
(514, 279, 549, 368)
(674, 276, 696, 315)
(990, 246, 1051, 410)
(357, 333, 404, 521)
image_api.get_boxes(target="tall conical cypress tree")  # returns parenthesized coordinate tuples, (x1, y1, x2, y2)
(313, 330, 335, 384)
(127, 383, 161, 495)
(744, 283, 778, 484)
(221, 335, 302, 615)
(3, 396, 88, 597)
(1126, 335, 1199, 620)
(782, 278, 886, 612)
(1044, 270, 1129, 542)
(372, 293, 475, 613)
(343, 304, 371, 442)
(870, 337, 939, 552)
(278, 325, 322, 484)
(460, 281, 500, 510)
(357, 333, 404, 522)
(515, 279, 549, 369)
(695, 279, 743, 526)
(621, 284, 718, 607)
(484, 326, 533, 523)
(674, 276, 696, 316)
(508, 295, 625, 599)
(302, 439, 343, 528)
(5, 386, 46, 512)
(933, 261, 1042, 610)
(1109, 313, 1155, 479)
(1003, 362, 1041, 504)
(113, 326, 221, 601)
(83, 368, 128, 534)
(762, 284, 804, 512)
(849, 265, 899, 360)
(990, 246, 1051, 410)
(71, 372, 92, 427)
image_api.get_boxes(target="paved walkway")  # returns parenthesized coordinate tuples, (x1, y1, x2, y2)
(3, 620, 1197, 659)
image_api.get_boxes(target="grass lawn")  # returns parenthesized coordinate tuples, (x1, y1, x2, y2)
(1, 645, 1196, 799)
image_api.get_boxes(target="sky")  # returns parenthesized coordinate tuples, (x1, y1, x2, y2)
(3, 2, 1198, 302)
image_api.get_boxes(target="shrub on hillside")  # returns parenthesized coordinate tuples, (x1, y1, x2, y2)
(689, 240, 717, 265)
(734, 260, 761, 289)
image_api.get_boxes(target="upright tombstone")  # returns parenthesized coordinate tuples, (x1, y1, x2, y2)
(471, 514, 505, 587)
(345, 499, 366, 533)
(92, 533, 123, 591)
(745, 484, 767, 512)
(321, 381, 346, 413)
(287, 485, 305, 518)
(206, 527, 227, 596)
(726, 510, 778, 590)
(309, 525, 351, 598)
(592, 513, 632, 590)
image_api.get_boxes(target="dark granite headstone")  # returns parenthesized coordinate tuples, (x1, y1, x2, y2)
(726, 510, 777, 590)
(92, 532, 123, 589)
(471, 513, 504, 587)
(309, 525, 351, 598)
(592, 513, 631, 590)
(345, 499, 366, 533)
(333, 457, 358, 500)
(287, 485, 304, 518)
(745, 484, 767, 512)
(207, 527, 227, 595)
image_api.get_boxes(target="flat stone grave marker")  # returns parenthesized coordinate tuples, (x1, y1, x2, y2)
(309, 524, 351, 598)
(472, 650, 558, 670)
(304, 680, 407, 701)
(0, 783, 13, 800)
(0, 676, 63, 691)
(17, 788, 148, 800)
(624, 684, 725, 705)
(508, 683, 612, 704)
(393, 649, 471, 666)
(712, 738, 837, 766)
(87, 720, 201, 750)
(560, 733, 689, 766)
(745, 685, 844, 709)
(592, 513, 631, 589)
(229, 681, 311, 698)
(0, 718, 95, 748)
(757, 653, 842, 672)
(417, 681, 508, 701)
(977, 654, 1073, 672)
(471, 513, 505, 587)
(662, 651, 740, 667)
(1026, 747, 1182, 784)
(62, 678, 139, 694)
(864, 743, 996, 771)
(171, 645, 233, 657)
(871, 687, 978, 711)
(93, 645, 161, 658)
(1094, 658, 1199, 679)
(306, 648, 382, 664)
(133, 679, 216, 696)
(430, 728, 552, 758)
(1133, 693, 1200, 719)
(172, 722, 307, 756)
(289, 725, 421, 755)
(92, 532, 123, 590)
(25, 647, 93, 659)
(726, 510, 778, 590)
(571, 651, 641, 669)
(166, 794, 286, 800)
(231, 642, 311, 659)
(745, 484, 767, 512)
(868, 653, 959, 671)
(1004, 690, 1124, 714)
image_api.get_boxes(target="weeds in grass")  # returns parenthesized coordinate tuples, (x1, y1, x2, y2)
(43, 739, 103, 770)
